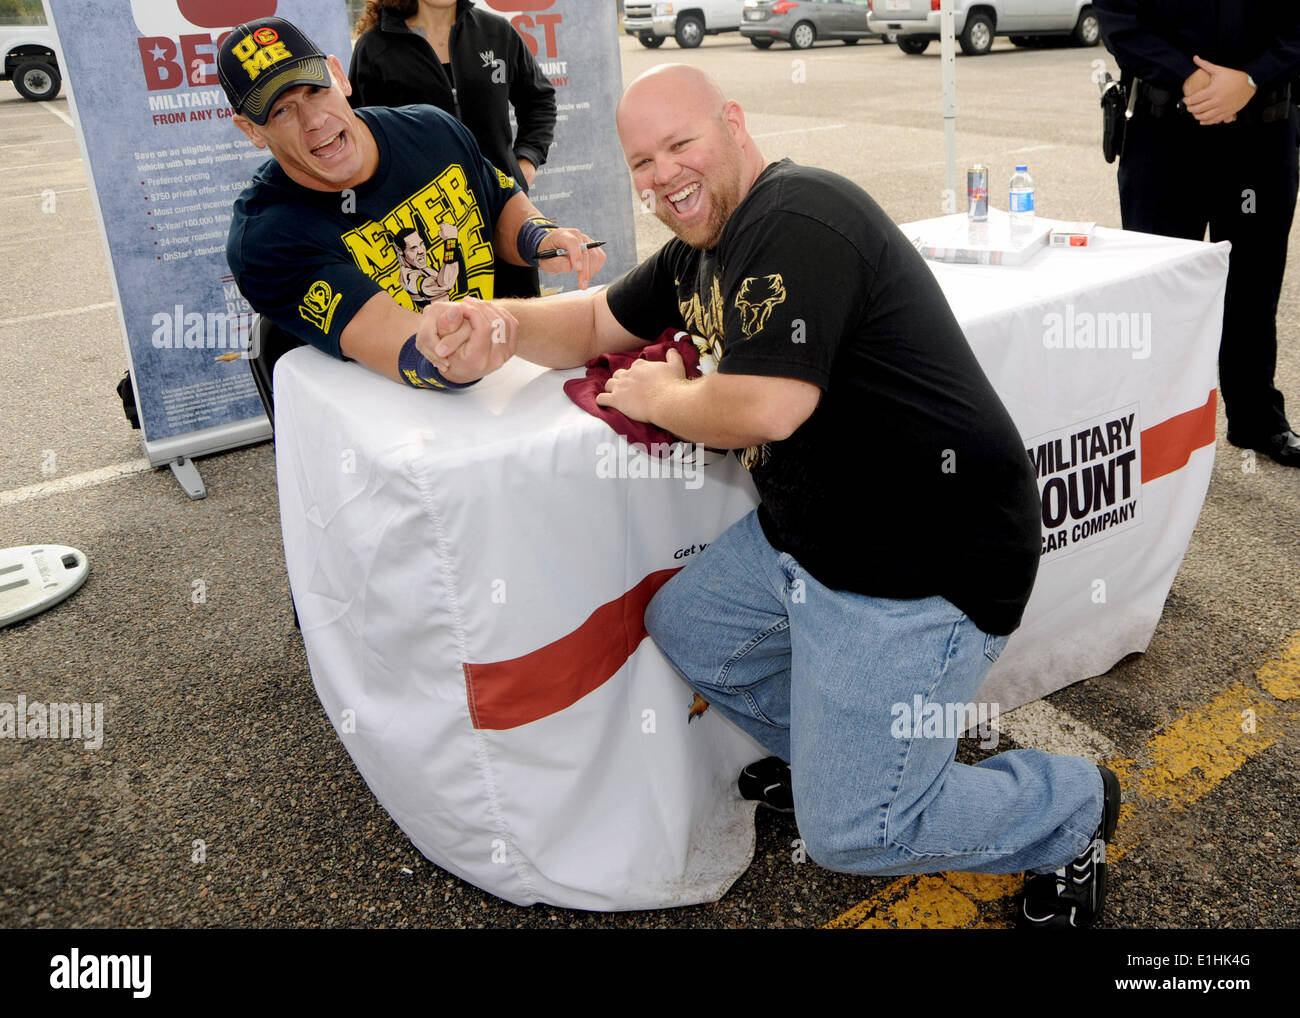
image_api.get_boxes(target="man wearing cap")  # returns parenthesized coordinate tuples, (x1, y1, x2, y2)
(220, 17, 601, 390)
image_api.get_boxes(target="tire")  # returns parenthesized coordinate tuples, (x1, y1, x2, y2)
(750, 37, 774, 49)
(897, 37, 929, 55)
(13, 60, 60, 101)
(1009, 35, 1031, 47)
(790, 21, 815, 50)
(637, 34, 665, 49)
(842, 38, 860, 46)
(959, 11, 994, 56)
(674, 14, 704, 49)
(1073, 7, 1100, 47)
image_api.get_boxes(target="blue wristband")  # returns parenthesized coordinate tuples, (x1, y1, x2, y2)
(397, 335, 478, 391)
(516, 215, 558, 267)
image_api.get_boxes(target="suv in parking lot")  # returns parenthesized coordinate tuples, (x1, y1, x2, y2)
(1, 24, 61, 101)
(866, 1, 1098, 56)
(622, 1, 748, 49)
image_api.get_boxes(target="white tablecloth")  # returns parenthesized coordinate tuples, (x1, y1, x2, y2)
(274, 219, 1228, 909)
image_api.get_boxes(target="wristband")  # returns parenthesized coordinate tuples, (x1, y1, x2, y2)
(516, 215, 558, 267)
(397, 334, 478, 391)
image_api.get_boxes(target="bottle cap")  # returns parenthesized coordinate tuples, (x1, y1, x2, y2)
(1015, 165, 1028, 172)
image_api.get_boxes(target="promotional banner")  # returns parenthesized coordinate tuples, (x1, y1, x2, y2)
(43, 0, 351, 479)
(484, 0, 637, 285)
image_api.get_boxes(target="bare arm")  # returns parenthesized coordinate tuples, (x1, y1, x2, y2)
(494, 288, 647, 369)
(493, 191, 605, 289)
(595, 349, 821, 447)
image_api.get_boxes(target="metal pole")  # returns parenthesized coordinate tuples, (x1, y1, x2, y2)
(940, 0, 957, 201)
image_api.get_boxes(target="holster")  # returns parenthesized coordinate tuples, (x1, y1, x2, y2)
(1100, 73, 1135, 164)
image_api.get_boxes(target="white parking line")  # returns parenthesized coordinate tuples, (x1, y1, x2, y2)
(0, 459, 154, 509)
(993, 698, 1117, 763)
(37, 100, 74, 128)
(0, 302, 115, 329)
(0, 186, 87, 201)
(752, 123, 846, 139)
(0, 158, 82, 173)
(0, 137, 78, 149)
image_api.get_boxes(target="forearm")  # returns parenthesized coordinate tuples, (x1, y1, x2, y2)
(504, 292, 611, 368)
(493, 191, 546, 267)
(642, 373, 805, 449)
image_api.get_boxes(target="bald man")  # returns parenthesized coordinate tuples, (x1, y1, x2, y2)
(438, 64, 1120, 928)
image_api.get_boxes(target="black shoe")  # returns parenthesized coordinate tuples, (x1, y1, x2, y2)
(1015, 765, 1121, 929)
(1226, 428, 1300, 467)
(738, 756, 794, 814)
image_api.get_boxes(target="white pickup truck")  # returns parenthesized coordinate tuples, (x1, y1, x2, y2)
(867, 0, 1098, 56)
(1, 23, 61, 101)
(622, 1, 748, 49)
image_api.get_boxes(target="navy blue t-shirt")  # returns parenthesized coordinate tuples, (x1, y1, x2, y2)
(227, 105, 520, 359)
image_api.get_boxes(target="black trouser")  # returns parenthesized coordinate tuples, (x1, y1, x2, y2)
(1117, 103, 1299, 439)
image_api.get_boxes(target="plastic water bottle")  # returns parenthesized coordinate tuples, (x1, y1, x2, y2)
(1010, 165, 1035, 231)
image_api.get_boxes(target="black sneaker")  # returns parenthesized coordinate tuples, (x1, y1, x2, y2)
(738, 756, 794, 814)
(1015, 764, 1121, 929)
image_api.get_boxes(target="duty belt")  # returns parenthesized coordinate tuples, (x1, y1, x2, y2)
(1136, 80, 1291, 124)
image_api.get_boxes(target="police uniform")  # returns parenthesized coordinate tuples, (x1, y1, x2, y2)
(1095, 0, 1300, 463)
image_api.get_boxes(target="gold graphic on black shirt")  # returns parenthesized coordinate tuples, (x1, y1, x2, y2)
(340, 164, 494, 310)
(299, 280, 342, 333)
(734, 274, 787, 339)
(678, 272, 725, 372)
(677, 270, 772, 472)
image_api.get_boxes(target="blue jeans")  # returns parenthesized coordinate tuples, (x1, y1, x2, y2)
(645, 510, 1103, 876)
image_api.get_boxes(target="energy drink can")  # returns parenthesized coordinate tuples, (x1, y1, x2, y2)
(967, 164, 989, 221)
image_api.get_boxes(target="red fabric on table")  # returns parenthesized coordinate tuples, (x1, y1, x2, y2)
(562, 328, 702, 454)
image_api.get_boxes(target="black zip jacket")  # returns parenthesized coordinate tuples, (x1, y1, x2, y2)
(348, 0, 556, 181)
(348, 1, 557, 298)
(1095, 0, 1300, 97)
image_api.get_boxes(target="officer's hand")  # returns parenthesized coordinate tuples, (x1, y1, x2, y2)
(536, 227, 606, 290)
(1185, 55, 1255, 125)
(417, 297, 518, 383)
(1183, 68, 1211, 97)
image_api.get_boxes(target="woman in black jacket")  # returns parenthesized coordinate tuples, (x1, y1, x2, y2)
(349, 0, 558, 298)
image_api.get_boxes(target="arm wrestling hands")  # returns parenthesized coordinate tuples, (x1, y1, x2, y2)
(428, 290, 820, 448)
(337, 194, 603, 386)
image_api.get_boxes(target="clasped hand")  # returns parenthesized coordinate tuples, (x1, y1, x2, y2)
(1183, 55, 1256, 125)
(415, 295, 518, 384)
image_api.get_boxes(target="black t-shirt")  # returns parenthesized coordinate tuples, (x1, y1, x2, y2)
(226, 105, 519, 359)
(605, 159, 1041, 635)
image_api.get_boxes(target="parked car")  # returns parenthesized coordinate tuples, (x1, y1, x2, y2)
(622, 1, 748, 49)
(866, 0, 1099, 56)
(1, 23, 61, 101)
(741, 0, 895, 49)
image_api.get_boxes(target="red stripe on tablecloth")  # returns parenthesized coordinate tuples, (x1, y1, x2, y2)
(463, 567, 681, 731)
(1141, 389, 1217, 484)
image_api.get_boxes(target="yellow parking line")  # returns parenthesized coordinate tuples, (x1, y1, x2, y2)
(822, 638, 1296, 929)
(1136, 684, 1277, 805)
(1258, 633, 1300, 702)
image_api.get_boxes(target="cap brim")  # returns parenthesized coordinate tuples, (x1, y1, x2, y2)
(239, 55, 331, 124)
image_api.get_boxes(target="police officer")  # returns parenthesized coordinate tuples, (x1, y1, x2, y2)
(1095, 1, 1300, 467)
